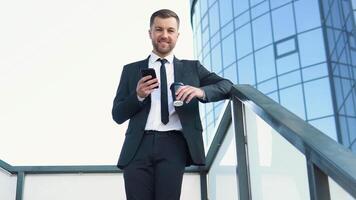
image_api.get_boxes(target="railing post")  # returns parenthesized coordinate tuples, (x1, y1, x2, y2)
(200, 170, 208, 200)
(306, 157, 331, 200)
(16, 171, 24, 200)
(232, 97, 251, 200)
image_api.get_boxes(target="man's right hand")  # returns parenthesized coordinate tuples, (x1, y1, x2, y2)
(136, 75, 159, 99)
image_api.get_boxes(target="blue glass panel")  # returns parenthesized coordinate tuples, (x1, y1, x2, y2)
(203, 54, 212, 71)
(223, 63, 238, 84)
(341, 78, 353, 101)
(209, 0, 217, 7)
(340, 64, 351, 79)
(339, 116, 350, 146)
(302, 63, 328, 82)
(201, 0, 209, 16)
(276, 37, 297, 57)
(276, 53, 299, 74)
(238, 55, 255, 85)
(309, 117, 338, 141)
(210, 32, 220, 48)
(209, 3, 220, 35)
(233, 0, 249, 17)
(280, 84, 306, 119)
(345, 94, 356, 117)
(294, 0, 321, 32)
(251, 1, 269, 19)
(252, 14, 273, 49)
(202, 26, 210, 46)
(222, 34, 236, 67)
(235, 11, 250, 29)
(304, 78, 333, 119)
(203, 42, 210, 58)
(202, 14, 209, 31)
(250, 0, 265, 7)
(278, 70, 301, 89)
(331, 0, 343, 30)
(255, 45, 276, 82)
(270, 0, 291, 9)
(257, 78, 277, 94)
(221, 21, 234, 39)
(219, 0, 233, 26)
(211, 44, 222, 73)
(333, 77, 344, 109)
(348, 117, 356, 142)
(298, 29, 326, 66)
(272, 4, 296, 41)
(235, 24, 253, 59)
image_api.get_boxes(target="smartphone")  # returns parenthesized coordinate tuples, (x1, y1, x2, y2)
(141, 68, 158, 89)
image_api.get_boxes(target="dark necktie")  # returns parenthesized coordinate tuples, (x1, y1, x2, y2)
(158, 58, 169, 125)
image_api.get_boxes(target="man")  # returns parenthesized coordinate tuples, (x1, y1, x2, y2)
(112, 9, 232, 200)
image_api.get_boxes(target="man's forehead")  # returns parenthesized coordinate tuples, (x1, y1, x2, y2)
(152, 17, 178, 29)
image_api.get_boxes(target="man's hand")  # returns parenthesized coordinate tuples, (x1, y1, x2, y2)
(176, 85, 205, 103)
(136, 76, 159, 98)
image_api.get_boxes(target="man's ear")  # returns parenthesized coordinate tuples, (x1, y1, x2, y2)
(148, 29, 152, 39)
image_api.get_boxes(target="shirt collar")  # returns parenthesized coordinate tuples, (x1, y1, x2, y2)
(149, 51, 174, 64)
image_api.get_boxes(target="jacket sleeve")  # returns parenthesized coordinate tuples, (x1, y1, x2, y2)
(112, 65, 145, 124)
(196, 61, 233, 103)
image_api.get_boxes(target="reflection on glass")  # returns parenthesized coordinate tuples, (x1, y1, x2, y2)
(208, 124, 238, 200)
(329, 177, 356, 200)
(244, 107, 310, 200)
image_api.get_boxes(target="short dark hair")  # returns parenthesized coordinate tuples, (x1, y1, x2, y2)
(150, 9, 180, 28)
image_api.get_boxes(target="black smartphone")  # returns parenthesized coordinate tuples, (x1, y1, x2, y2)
(141, 68, 158, 89)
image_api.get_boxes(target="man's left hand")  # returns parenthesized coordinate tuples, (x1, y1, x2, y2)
(175, 85, 205, 103)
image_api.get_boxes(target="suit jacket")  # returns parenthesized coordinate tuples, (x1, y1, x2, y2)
(112, 56, 232, 169)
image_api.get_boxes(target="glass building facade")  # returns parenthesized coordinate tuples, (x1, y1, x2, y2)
(190, 0, 356, 152)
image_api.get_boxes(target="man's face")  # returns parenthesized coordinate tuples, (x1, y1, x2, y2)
(149, 17, 179, 57)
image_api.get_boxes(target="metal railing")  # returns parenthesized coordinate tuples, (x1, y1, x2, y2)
(2, 84, 356, 200)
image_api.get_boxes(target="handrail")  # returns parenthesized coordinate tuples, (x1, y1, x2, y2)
(231, 84, 356, 197)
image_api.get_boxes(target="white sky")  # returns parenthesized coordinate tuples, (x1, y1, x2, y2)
(0, 0, 194, 165)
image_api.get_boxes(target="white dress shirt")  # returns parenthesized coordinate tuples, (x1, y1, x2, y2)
(142, 52, 183, 131)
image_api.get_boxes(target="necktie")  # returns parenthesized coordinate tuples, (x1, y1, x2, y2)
(158, 58, 169, 125)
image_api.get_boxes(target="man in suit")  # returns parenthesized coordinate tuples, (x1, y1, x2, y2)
(112, 9, 232, 200)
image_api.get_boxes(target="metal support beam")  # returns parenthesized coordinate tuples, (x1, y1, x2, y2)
(307, 158, 331, 200)
(16, 172, 24, 200)
(232, 97, 251, 200)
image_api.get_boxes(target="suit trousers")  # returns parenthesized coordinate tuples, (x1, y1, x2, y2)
(123, 130, 188, 200)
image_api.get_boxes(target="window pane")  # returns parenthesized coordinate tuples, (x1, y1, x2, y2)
(223, 63, 237, 84)
(258, 78, 277, 94)
(255, 46, 276, 82)
(298, 29, 326, 67)
(270, 0, 292, 9)
(276, 37, 297, 57)
(233, 0, 249, 17)
(302, 63, 328, 81)
(278, 70, 301, 89)
(251, 1, 269, 19)
(272, 4, 296, 41)
(222, 34, 236, 67)
(221, 21, 234, 38)
(276, 53, 300, 74)
(252, 14, 273, 49)
(219, 0, 233, 26)
(280, 84, 306, 119)
(304, 78, 333, 119)
(309, 117, 337, 141)
(211, 44, 222, 73)
(294, 0, 321, 32)
(238, 55, 255, 85)
(235, 24, 253, 59)
(209, 3, 220, 35)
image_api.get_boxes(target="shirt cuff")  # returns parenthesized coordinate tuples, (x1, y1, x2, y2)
(137, 95, 145, 102)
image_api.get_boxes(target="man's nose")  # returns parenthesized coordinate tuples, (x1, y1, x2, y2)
(161, 30, 168, 38)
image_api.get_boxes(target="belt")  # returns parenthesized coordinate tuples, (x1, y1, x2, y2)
(144, 130, 182, 135)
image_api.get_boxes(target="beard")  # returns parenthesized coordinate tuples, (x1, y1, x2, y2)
(152, 40, 176, 56)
